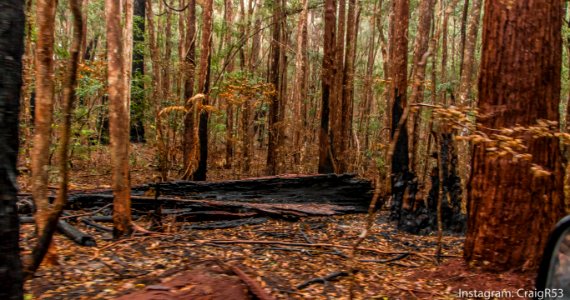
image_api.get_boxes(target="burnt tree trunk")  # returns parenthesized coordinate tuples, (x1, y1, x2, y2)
(191, 0, 212, 181)
(388, 0, 412, 223)
(464, 0, 565, 271)
(318, 0, 336, 174)
(266, 0, 282, 176)
(0, 1, 25, 298)
(182, 0, 196, 180)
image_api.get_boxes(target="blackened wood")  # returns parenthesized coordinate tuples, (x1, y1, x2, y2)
(296, 271, 351, 290)
(79, 218, 113, 232)
(185, 218, 268, 230)
(57, 220, 97, 246)
(0, 0, 25, 297)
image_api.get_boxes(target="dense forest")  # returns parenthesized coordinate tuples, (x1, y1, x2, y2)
(1, 0, 569, 298)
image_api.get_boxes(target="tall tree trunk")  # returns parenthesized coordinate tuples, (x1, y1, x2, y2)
(0, 1, 25, 298)
(291, 0, 309, 168)
(456, 0, 481, 207)
(388, 0, 411, 222)
(464, 0, 565, 271)
(162, 8, 172, 100)
(130, 0, 146, 143)
(146, 0, 168, 179)
(106, 0, 132, 238)
(457, 0, 481, 105)
(31, 0, 57, 262)
(266, 0, 282, 175)
(318, 0, 336, 174)
(25, 0, 84, 278)
(330, 0, 346, 172)
(458, 0, 469, 76)
(238, 0, 247, 69)
(340, 0, 358, 172)
(409, 0, 436, 173)
(240, 0, 254, 174)
(361, 0, 382, 153)
(182, 0, 196, 180)
(191, 0, 213, 181)
(224, 0, 234, 169)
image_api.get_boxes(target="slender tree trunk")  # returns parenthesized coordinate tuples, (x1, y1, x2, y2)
(25, 0, 84, 278)
(31, 0, 57, 263)
(191, 0, 213, 181)
(292, 0, 309, 168)
(456, 0, 481, 207)
(330, 0, 346, 172)
(457, 0, 481, 105)
(81, 0, 88, 61)
(318, 0, 336, 174)
(388, 0, 411, 222)
(123, 0, 134, 106)
(182, 0, 197, 179)
(0, 1, 25, 298)
(361, 0, 382, 152)
(340, 0, 358, 172)
(459, 0, 469, 76)
(224, 0, 234, 169)
(106, 0, 132, 238)
(266, 0, 282, 175)
(177, 0, 186, 98)
(409, 0, 436, 173)
(238, 0, 247, 69)
(130, 0, 146, 143)
(146, 0, 168, 179)
(464, 0, 565, 271)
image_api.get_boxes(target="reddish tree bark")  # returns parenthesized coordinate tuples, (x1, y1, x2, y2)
(106, 0, 132, 238)
(266, 0, 283, 175)
(464, 0, 565, 271)
(388, 0, 411, 222)
(318, 0, 336, 174)
(182, 0, 196, 179)
(191, 0, 213, 181)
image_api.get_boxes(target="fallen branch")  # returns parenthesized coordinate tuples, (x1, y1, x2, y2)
(19, 217, 96, 246)
(61, 203, 112, 220)
(184, 218, 268, 230)
(57, 220, 97, 246)
(297, 271, 351, 290)
(359, 253, 409, 263)
(79, 217, 112, 232)
(225, 263, 276, 300)
(196, 239, 408, 256)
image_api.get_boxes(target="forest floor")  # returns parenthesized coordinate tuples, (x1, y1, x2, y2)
(20, 214, 533, 299)
(17, 144, 534, 299)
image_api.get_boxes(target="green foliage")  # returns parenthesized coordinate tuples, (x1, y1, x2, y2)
(76, 74, 104, 99)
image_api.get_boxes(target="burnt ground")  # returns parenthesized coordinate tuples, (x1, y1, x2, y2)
(16, 145, 534, 299)
(21, 213, 534, 299)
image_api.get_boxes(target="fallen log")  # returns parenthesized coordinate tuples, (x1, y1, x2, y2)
(57, 220, 97, 246)
(19, 173, 371, 210)
(175, 211, 258, 222)
(17, 174, 373, 225)
(20, 217, 97, 246)
(185, 218, 268, 230)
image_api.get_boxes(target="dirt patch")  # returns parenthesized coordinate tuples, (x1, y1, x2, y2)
(401, 258, 535, 299)
(115, 261, 249, 300)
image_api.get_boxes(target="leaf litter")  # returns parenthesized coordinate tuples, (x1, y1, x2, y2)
(21, 212, 534, 299)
